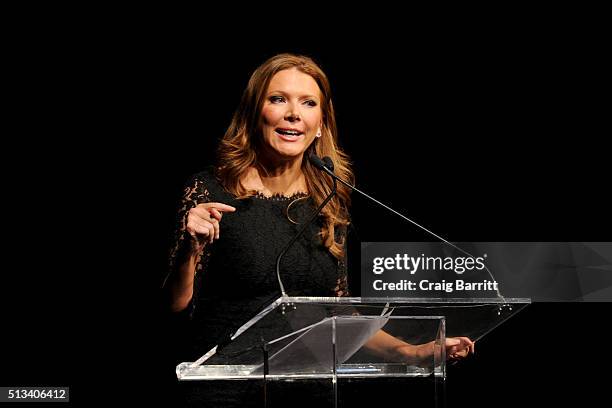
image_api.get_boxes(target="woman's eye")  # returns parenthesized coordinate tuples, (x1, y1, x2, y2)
(270, 96, 285, 103)
(304, 100, 317, 107)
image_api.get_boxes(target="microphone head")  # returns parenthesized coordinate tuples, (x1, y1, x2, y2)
(309, 153, 327, 170)
(322, 156, 334, 172)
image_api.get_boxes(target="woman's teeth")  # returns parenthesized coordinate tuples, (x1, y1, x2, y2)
(276, 129, 302, 136)
(275, 129, 303, 140)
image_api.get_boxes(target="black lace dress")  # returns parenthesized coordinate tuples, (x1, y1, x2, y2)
(167, 167, 349, 407)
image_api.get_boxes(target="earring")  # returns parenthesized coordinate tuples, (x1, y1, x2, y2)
(316, 129, 322, 138)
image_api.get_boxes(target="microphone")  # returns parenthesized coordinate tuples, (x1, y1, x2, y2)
(307, 155, 457, 246)
(323, 156, 334, 172)
(310, 156, 506, 300)
(308, 154, 334, 174)
(274, 154, 337, 297)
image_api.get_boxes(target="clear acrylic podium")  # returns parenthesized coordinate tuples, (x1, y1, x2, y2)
(176, 296, 529, 407)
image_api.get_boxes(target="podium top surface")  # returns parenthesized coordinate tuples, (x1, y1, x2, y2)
(276, 296, 531, 304)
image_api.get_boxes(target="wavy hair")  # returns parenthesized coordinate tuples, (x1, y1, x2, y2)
(216, 53, 353, 259)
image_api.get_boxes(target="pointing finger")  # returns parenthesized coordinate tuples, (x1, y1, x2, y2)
(206, 202, 236, 212)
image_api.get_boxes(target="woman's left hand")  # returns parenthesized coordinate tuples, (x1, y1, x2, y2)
(393, 336, 475, 366)
(446, 336, 475, 360)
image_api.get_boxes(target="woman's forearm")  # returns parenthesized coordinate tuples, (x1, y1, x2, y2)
(168, 256, 198, 312)
(363, 330, 436, 365)
(364, 330, 418, 362)
(364, 330, 471, 366)
(166, 241, 204, 312)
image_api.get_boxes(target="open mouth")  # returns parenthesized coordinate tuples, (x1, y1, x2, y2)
(275, 128, 304, 141)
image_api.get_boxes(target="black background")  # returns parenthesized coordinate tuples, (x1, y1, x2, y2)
(3, 11, 610, 407)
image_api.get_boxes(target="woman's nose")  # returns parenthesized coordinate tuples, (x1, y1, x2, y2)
(284, 105, 300, 122)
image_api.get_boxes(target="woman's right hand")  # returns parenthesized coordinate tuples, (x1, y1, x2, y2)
(186, 202, 236, 247)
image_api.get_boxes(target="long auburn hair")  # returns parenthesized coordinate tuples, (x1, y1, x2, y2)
(216, 53, 353, 260)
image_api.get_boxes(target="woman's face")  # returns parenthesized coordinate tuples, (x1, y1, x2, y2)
(260, 68, 322, 160)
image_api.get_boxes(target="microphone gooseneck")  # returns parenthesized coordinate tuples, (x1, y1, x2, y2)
(275, 154, 337, 297)
(307, 155, 505, 301)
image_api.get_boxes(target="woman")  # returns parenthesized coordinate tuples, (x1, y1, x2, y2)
(164, 53, 472, 406)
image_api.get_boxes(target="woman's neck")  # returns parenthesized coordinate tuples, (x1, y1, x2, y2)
(245, 155, 308, 196)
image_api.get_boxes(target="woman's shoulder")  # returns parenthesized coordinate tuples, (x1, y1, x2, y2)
(189, 166, 217, 185)
(184, 166, 230, 200)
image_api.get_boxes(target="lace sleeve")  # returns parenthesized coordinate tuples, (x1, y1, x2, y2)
(164, 175, 213, 289)
(334, 223, 350, 297)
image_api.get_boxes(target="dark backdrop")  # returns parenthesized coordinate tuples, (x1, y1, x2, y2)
(145, 40, 611, 406)
(3, 17, 610, 407)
